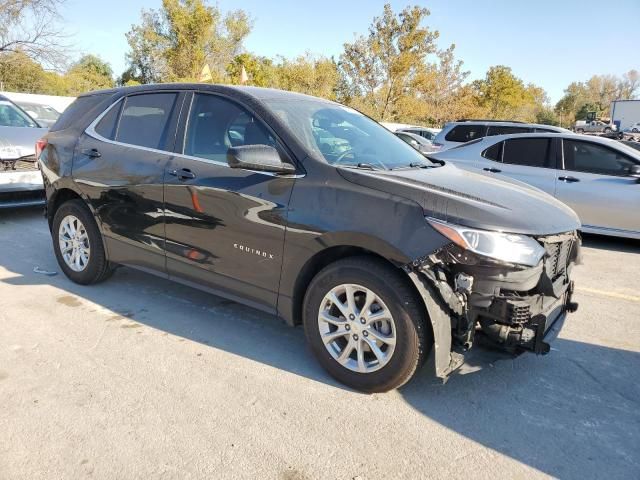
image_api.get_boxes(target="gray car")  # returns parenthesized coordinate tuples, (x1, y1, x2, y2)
(430, 133, 640, 239)
(0, 95, 48, 207)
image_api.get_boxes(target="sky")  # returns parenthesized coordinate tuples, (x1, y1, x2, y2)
(60, 0, 640, 103)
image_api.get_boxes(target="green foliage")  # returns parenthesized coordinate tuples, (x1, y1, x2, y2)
(226, 53, 275, 87)
(274, 54, 339, 99)
(125, 0, 252, 83)
(339, 4, 439, 121)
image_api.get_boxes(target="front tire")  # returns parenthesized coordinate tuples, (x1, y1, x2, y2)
(52, 199, 113, 285)
(303, 257, 431, 392)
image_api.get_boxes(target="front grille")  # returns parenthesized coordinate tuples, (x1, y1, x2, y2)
(1, 156, 38, 172)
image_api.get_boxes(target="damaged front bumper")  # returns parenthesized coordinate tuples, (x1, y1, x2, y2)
(407, 231, 580, 378)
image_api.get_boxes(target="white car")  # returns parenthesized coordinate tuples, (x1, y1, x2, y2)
(430, 133, 640, 239)
(625, 122, 640, 133)
(432, 120, 570, 151)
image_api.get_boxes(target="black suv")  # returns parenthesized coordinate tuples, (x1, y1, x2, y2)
(39, 85, 580, 392)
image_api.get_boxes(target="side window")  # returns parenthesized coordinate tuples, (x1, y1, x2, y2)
(185, 93, 275, 162)
(115, 93, 177, 150)
(444, 125, 486, 143)
(563, 140, 638, 176)
(482, 141, 503, 161)
(535, 128, 558, 133)
(502, 138, 550, 167)
(95, 101, 122, 140)
(486, 125, 531, 136)
(50, 94, 109, 132)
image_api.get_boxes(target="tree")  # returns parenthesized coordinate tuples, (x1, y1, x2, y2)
(64, 54, 114, 95)
(226, 53, 275, 87)
(472, 66, 548, 122)
(339, 4, 439, 121)
(275, 54, 339, 99)
(0, 0, 67, 66)
(125, 0, 252, 83)
(412, 44, 473, 125)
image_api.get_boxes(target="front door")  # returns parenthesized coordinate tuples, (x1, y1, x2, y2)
(555, 138, 640, 235)
(74, 91, 183, 271)
(163, 92, 297, 311)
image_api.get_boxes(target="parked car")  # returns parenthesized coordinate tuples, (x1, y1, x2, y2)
(430, 133, 640, 239)
(14, 100, 61, 129)
(574, 120, 616, 134)
(624, 122, 640, 133)
(432, 119, 569, 151)
(0, 95, 47, 207)
(39, 85, 580, 392)
(396, 126, 440, 142)
(394, 131, 437, 154)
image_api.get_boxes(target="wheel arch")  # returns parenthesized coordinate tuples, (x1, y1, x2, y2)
(47, 187, 95, 230)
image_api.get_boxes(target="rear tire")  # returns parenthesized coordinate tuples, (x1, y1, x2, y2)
(303, 257, 431, 393)
(576, 128, 584, 133)
(604, 127, 611, 134)
(52, 199, 113, 285)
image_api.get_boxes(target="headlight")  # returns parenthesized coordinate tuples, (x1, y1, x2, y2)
(427, 218, 545, 267)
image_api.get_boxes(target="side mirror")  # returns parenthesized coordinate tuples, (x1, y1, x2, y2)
(629, 165, 640, 180)
(227, 145, 296, 174)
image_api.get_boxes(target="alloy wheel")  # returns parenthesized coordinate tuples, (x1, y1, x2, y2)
(58, 215, 91, 272)
(317, 283, 396, 373)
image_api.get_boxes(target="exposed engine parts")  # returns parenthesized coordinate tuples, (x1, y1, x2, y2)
(408, 231, 580, 364)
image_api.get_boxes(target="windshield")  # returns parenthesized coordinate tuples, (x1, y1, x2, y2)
(264, 99, 429, 170)
(18, 103, 60, 122)
(0, 101, 39, 128)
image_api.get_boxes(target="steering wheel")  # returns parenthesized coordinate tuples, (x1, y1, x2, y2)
(333, 149, 356, 165)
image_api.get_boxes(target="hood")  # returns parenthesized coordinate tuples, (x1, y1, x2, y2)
(0, 126, 48, 159)
(338, 163, 580, 236)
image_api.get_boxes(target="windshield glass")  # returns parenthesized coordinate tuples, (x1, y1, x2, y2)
(0, 101, 39, 128)
(19, 103, 60, 122)
(264, 99, 428, 170)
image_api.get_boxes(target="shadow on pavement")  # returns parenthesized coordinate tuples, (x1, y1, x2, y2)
(581, 233, 640, 254)
(2, 208, 639, 479)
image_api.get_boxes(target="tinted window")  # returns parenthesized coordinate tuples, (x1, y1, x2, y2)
(94, 101, 122, 140)
(445, 125, 486, 143)
(185, 93, 276, 162)
(116, 93, 177, 150)
(405, 129, 435, 141)
(502, 138, 550, 167)
(482, 141, 503, 161)
(563, 140, 639, 176)
(50, 94, 109, 132)
(486, 125, 531, 136)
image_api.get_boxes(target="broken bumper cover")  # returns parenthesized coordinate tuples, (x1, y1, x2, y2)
(410, 231, 580, 377)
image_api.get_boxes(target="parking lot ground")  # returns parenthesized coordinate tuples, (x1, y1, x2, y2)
(0, 208, 638, 480)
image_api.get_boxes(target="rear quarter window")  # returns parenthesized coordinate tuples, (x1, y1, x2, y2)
(50, 94, 110, 132)
(482, 141, 503, 161)
(444, 125, 487, 143)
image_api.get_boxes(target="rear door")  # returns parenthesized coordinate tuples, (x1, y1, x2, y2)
(75, 91, 185, 271)
(482, 136, 558, 196)
(555, 139, 640, 235)
(163, 92, 297, 312)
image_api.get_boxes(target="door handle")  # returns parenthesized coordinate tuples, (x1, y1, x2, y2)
(559, 176, 580, 183)
(169, 168, 196, 181)
(483, 167, 501, 173)
(81, 148, 101, 158)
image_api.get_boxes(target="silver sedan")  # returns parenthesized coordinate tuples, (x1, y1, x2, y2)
(430, 133, 640, 239)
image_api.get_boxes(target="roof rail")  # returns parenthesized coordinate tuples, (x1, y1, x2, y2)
(455, 118, 526, 124)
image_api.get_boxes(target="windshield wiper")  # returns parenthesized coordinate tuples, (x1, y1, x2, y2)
(391, 161, 432, 170)
(340, 163, 381, 171)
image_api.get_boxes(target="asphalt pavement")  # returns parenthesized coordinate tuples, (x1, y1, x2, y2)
(0, 208, 638, 479)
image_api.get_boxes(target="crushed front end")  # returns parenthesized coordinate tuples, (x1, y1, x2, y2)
(408, 221, 580, 377)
